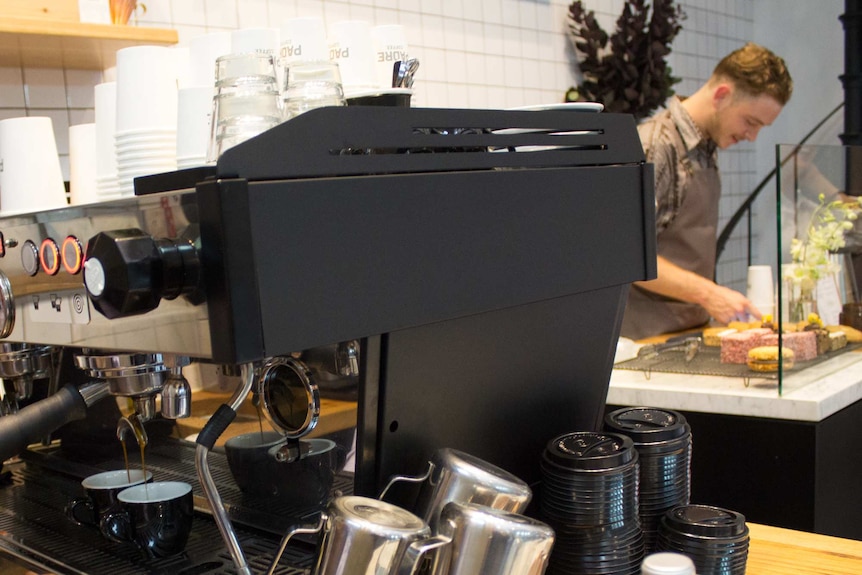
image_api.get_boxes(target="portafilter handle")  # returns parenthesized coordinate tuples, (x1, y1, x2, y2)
(0, 381, 109, 462)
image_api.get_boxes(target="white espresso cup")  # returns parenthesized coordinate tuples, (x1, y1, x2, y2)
(0, 116, 67, 214)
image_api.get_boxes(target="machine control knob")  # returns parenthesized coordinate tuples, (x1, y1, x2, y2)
(83, 229, 201, 319)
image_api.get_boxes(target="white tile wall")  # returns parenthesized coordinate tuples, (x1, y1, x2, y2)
(0, 0, 786, 289)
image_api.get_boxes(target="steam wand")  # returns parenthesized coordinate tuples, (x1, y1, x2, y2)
(195, 361, 256, 575)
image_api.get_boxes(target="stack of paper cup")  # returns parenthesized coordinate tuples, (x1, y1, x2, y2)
(94, 81, 122, 198)
(115, 45, 178, 194)
(69, 123, 99, 205)
(0, 116, 67, 214)
(328, 21, 378, 97)
(747, 265, 775, 319)
(180, 32, 232, 169)
(371, 24, 408, 90)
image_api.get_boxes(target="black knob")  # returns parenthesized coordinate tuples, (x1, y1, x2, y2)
(84, 229, 201, 319)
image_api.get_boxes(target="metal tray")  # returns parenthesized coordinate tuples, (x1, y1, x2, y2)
(615, 342, 861, 383)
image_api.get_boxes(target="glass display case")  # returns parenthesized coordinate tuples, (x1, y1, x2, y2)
(776, 143, 862, 394)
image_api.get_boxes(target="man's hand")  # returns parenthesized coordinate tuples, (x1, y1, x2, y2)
(700, 283, 762, 324)
(635, 256, 762, 323)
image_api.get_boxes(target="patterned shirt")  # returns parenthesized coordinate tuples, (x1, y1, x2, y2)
(637, 96, 719, 235)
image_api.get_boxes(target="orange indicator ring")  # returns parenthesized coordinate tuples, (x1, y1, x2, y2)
(62, 236, 84, 275)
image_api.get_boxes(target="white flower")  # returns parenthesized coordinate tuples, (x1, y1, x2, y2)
(786, 195, 862, 284)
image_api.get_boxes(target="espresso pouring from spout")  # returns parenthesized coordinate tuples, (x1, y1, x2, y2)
(116, 413, 148, 449)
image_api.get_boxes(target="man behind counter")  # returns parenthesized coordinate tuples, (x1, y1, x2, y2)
(621, 42, 794, 341)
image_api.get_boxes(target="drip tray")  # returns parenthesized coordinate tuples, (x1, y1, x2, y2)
(0, 437, 353, 574)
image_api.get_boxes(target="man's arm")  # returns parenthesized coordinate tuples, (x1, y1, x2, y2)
(635, 255, 762, 324)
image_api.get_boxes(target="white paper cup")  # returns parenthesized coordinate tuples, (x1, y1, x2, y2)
(328, 20, 378, 97)
(174, 46, 192, 89)
(747, 264, 775, 318)
(279, 16, 329, 65)
(0, 116, 67, 214)
(96, 174, 122, 198)
(69, 123, 99, 205)
(231, 27, 280, 56)
(189, 32, 232, 88)
(371, 24, 408, 90)
(115, 127, 178, 137)
(177, 86, 214, 161)
(94, 81, 117, 179)
(115, 46, 178, 133)
(117, 141, 178, 153)
(177, 156, 207, 169)
(747, 265, 774, 301)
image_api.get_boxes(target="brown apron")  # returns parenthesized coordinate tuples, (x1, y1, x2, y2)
(621, 151, 721, 340)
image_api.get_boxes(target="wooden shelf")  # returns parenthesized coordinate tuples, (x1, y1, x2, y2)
(0, 16, 178, 70)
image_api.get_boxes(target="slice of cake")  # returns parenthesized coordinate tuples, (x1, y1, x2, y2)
(720, 328, 773, 364)
(760, 331, 818, 361)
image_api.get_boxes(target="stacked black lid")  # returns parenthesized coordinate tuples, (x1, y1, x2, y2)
(540, 431, 645, 575)
(605, 407, 692, 553)
(657, 504, 750, 575)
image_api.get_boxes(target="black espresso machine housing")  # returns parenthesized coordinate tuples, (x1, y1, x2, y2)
(0, 106, 655, 497)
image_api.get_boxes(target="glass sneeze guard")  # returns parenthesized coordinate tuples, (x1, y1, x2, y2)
(776, 143, 862, 395)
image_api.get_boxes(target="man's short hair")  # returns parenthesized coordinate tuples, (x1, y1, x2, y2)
(712, 42, 793, 105)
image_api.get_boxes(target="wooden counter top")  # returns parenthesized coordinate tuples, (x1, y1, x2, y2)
(747, 522, 862, 573)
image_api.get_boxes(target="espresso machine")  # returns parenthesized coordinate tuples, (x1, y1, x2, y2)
(0, 106, 655, 574)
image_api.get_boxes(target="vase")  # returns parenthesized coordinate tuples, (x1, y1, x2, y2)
(786, 281, 817, 323)
(110, 0, 145, 25)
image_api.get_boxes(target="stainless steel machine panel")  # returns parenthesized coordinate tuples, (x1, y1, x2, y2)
(0, 194, 210, 357)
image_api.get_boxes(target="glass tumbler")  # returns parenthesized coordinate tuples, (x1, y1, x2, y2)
(282, 60, 347, 120)
(207, 53, 283, 162)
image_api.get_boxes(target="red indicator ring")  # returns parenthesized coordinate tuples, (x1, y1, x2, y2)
(40, 238, 61, 276)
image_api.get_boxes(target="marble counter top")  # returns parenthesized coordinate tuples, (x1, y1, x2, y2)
(607, 346, 862, 422)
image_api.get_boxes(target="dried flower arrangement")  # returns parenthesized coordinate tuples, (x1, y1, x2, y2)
(565, 0, 686, 120)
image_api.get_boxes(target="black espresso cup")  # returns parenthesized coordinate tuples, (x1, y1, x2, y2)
(66, 469, 153, 532)
(103, 481, 194, 559)
(224, 431, 337, 506)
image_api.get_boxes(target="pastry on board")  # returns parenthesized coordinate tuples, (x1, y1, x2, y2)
(747, 346, 795, 372)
